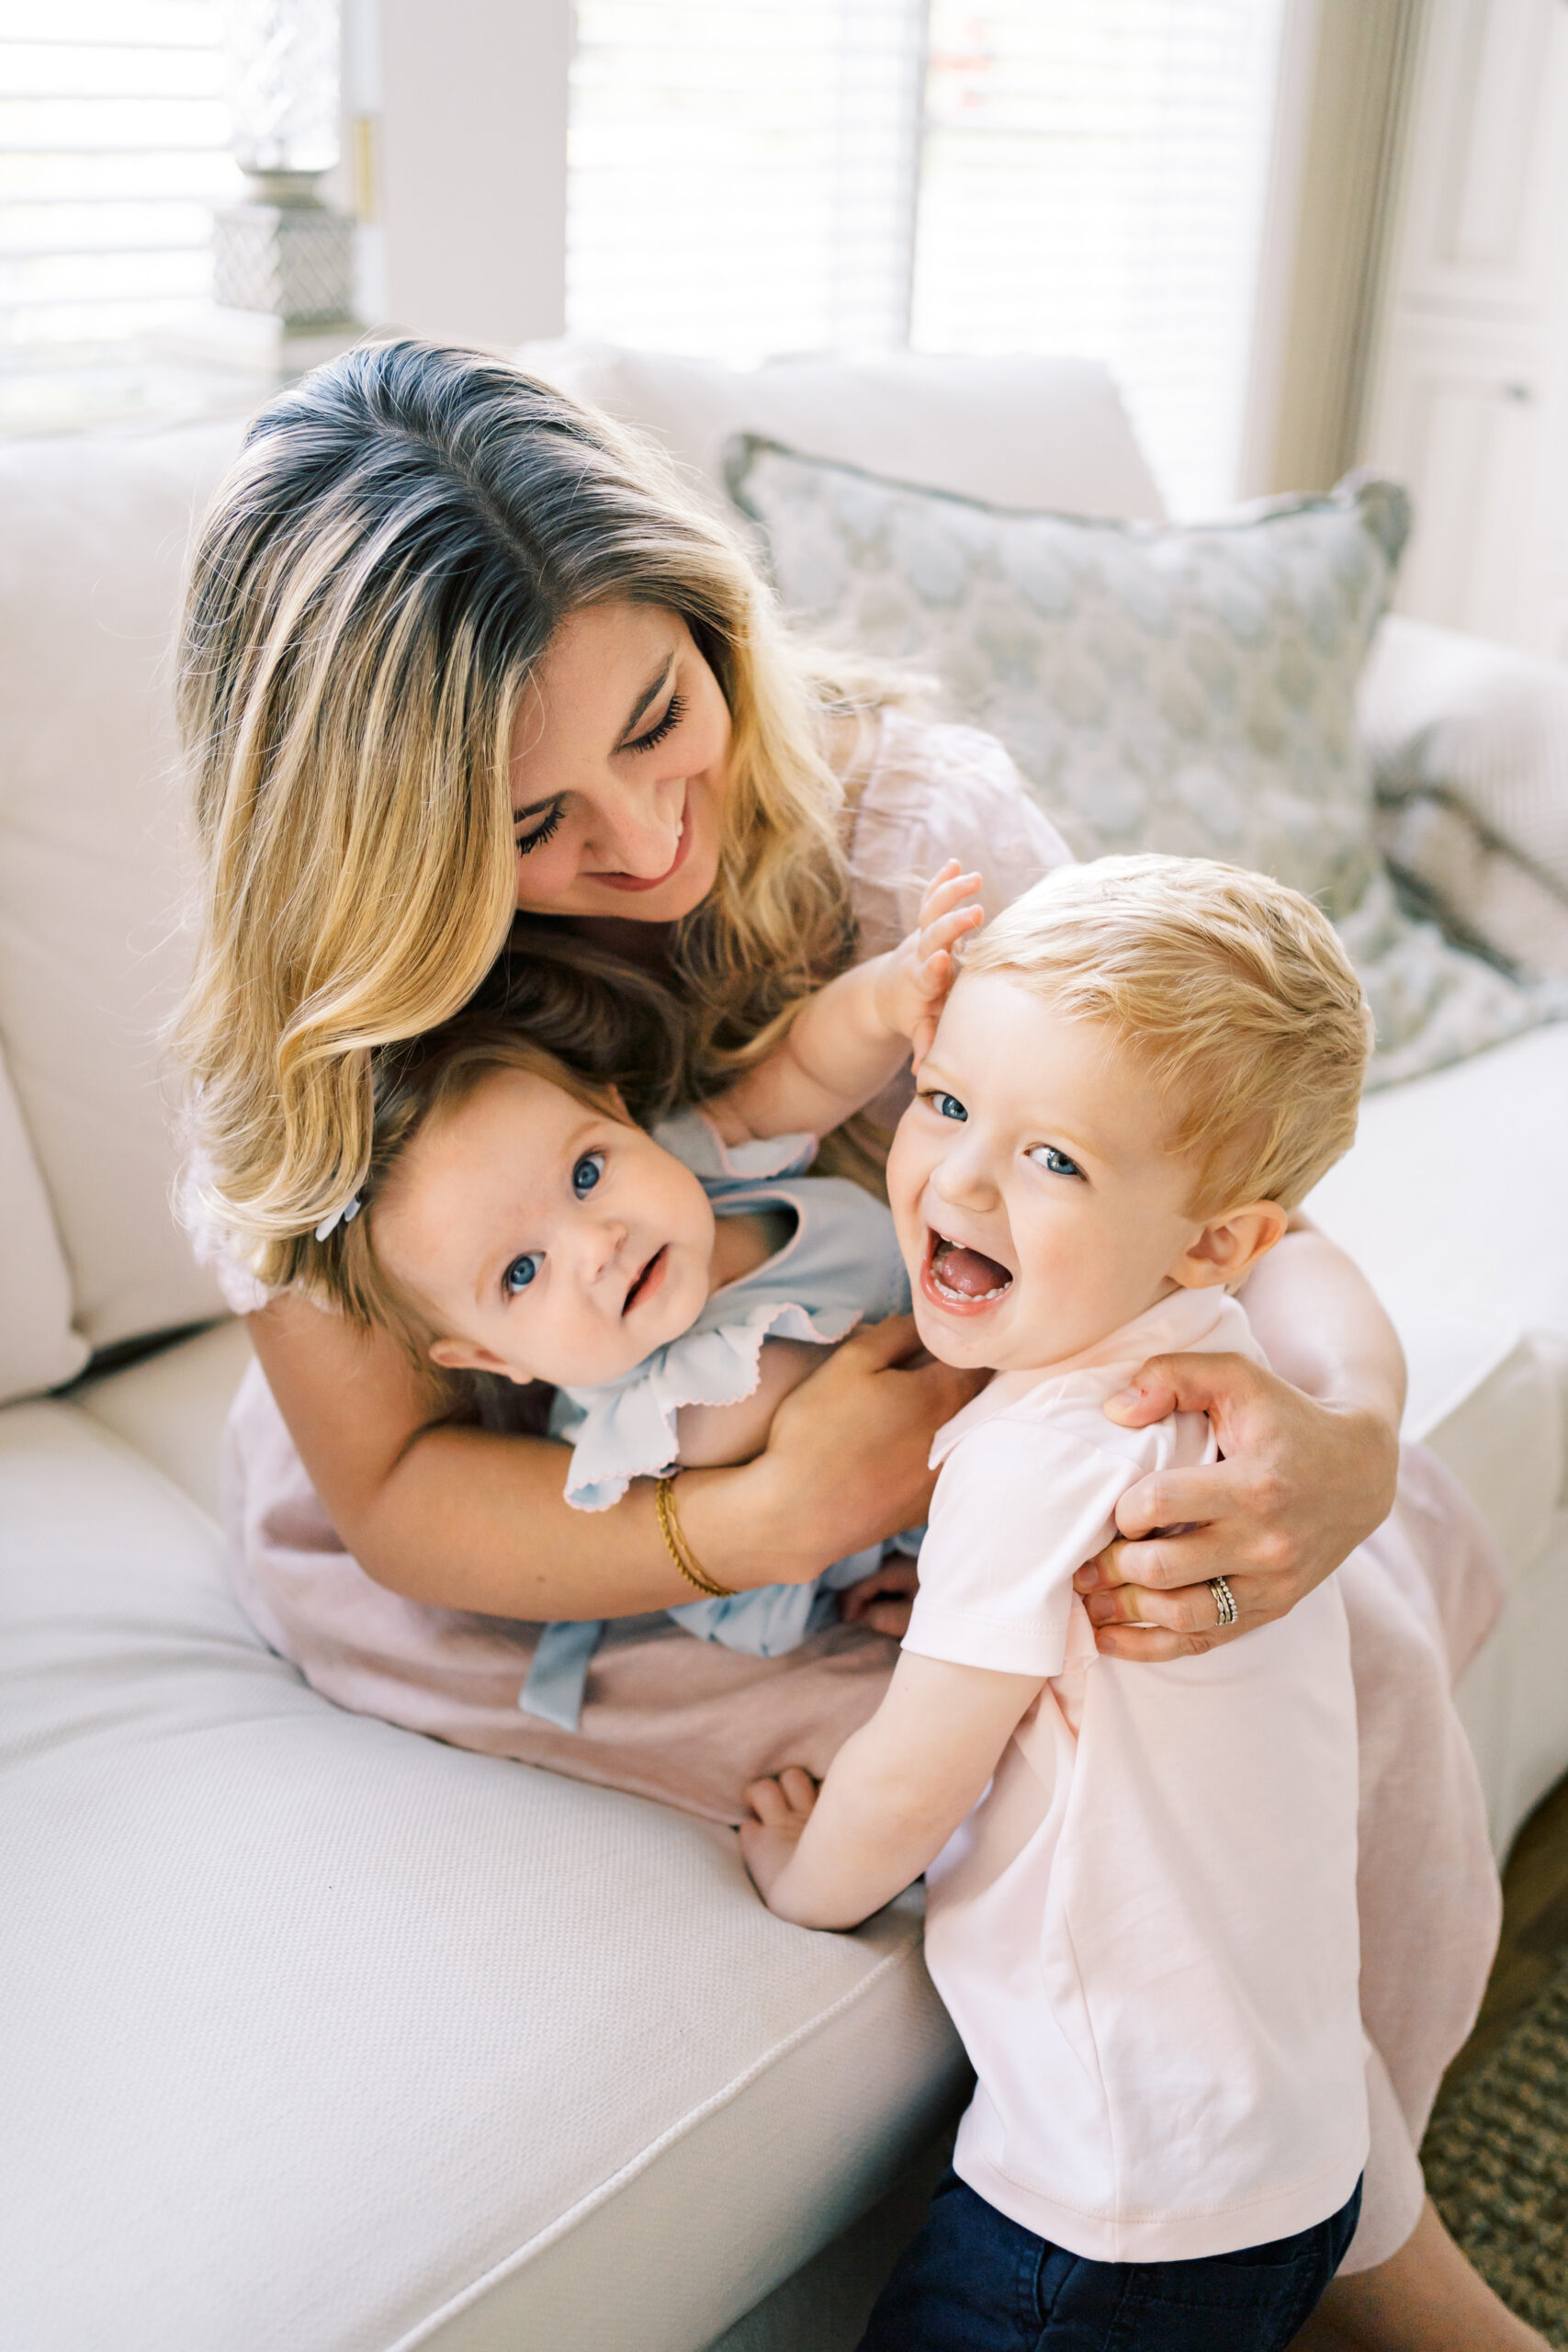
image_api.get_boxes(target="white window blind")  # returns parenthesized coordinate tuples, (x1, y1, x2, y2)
(912, 1, 1288, 515)
(568, 0, 929, 361)
(0, 0, 241, 425)
(567, 0, 1289, 514)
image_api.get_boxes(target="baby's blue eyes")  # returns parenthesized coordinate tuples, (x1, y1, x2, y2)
(1030, 1145, 1083, 1180)
(930, 1091, 967, 1122)
(502, 1155, 606, 1300)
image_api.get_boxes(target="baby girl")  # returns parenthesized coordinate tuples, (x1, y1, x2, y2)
(307, 865, 984, 1729)
(742, 855, 1377, 2352)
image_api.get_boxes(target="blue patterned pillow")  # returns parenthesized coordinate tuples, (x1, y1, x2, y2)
(728, 435, 1562, 1087)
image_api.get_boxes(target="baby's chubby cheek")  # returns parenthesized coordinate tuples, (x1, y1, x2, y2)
(883, 1118, 931, 1282)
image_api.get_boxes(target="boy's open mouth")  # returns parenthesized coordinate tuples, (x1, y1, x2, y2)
(623, 1244, 669, 1315)
(923, 1228, 1013, 1311)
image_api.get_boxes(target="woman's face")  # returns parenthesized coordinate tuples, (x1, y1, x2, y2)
(509, 601, 733, 923)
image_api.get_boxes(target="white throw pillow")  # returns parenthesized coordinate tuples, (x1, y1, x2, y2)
(0, 416, 247, 1353)
(514, 337, 1168, 524)
(728, 436, 1563, 1090)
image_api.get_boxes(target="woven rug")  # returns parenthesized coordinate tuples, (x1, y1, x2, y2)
(1423, 1954, 1568, 2344)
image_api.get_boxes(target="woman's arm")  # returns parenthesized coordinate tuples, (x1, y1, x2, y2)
(1075, 1224, 1405, 1659)
(249, 1294, 978, 1620)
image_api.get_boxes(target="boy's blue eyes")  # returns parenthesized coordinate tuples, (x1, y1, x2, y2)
(924, 1093, 1080, 1180)
(1031, 1145, 1083, 1180)
(572, 1152, 604, 1196)
(503, 1253, 540, 1294)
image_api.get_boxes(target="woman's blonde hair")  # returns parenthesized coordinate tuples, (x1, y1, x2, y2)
(963, 855, 1372, 1212)
(174, 338, 875, 1297)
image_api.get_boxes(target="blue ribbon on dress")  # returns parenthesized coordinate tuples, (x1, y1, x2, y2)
(519, 1619, 608, 1733)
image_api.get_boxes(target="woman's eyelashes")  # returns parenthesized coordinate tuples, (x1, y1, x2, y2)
(626, 688, 683, 753)
(514, 685, 684, 856)
(1029, 1144, 1084, 1181)
(514, 802, 565, 857)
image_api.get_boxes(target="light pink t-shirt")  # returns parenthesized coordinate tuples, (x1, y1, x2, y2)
(905, 1286, 1369, 2264)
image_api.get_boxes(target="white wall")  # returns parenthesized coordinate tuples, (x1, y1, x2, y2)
(348, 0, 570, 347)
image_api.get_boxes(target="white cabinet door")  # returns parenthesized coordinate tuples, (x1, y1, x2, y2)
(1361, 0, 1568, 652)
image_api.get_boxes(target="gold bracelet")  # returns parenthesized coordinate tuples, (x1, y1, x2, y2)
(655, 1475, 736, 1599)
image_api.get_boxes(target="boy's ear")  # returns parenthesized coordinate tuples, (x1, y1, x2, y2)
(1168, 1200, 1290, 1292)
(428, 1335, 534, 1385)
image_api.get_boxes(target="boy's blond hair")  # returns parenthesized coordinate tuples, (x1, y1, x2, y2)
(962, 855, 1371, 1213)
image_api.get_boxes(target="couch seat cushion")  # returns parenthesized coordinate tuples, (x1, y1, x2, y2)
(1306, 1023, 1568, 1578)
(2, 1397, 965, 2352)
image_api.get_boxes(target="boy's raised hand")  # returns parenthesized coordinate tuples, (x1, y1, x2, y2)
(739, 1768, 820, 1903)
(874, 861, 986, 1068)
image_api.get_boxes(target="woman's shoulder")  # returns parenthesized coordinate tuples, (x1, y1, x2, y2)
(847, 707, 1078, 953)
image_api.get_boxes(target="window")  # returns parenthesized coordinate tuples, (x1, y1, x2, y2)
(567, 0, 1290, 514)
(569, 0, 929, 363)
(0, 0, 242, 428)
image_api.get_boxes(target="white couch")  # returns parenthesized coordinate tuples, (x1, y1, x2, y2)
(4, 345, 1567, 2352)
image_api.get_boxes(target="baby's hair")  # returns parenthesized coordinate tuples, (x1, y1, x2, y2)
(962, 854, 1371, 1213)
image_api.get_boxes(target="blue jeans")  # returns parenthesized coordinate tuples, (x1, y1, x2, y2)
(858, 2170, 1363, 2352)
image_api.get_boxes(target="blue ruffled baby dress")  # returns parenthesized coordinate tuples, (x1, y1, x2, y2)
(519, 1110, 915, 1731)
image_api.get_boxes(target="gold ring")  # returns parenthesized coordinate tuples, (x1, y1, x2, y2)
(1209, 1575, 1238, 1628)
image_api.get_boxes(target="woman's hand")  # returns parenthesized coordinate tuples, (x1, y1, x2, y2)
(703, 1316, 981, 1590)
(1073, 1351, 1401, 1660)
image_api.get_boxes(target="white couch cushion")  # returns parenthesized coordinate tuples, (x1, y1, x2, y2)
(515, 338, 1168, 524)
(1, 1392, 965, 2352)
(1306, 1023, 1568, 1580)
(0, 1028, 85, 1402)
(0, 416, 248, 1356)
(1308, 1023, 1568, 1346)
(1359, 614, 1568, 893)
(75, 1314, 249, 1526)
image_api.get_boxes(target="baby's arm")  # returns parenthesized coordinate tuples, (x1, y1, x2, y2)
(675, 1337, 834, 1467)
(740, 1650, 1042, 1928)
(710, 863, 983, 1146)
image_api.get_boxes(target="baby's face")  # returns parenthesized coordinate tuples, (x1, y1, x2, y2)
(887, 971, 1212, 1374)
(372, 1068, 717, 1388)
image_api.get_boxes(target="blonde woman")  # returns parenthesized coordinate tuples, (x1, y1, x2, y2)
(175, 341, 1535, 2351)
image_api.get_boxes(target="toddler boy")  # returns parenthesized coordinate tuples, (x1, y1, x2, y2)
(742, 854, 1375, 2352)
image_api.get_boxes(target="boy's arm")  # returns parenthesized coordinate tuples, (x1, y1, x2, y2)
(740, 1648, 1043, 1928)
(709, 864, 983, 1145)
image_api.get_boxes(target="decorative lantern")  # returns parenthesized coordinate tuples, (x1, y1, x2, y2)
(213, 0, 354, 328)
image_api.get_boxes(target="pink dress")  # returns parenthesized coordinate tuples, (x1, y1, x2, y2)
(209, 711, 1503, 2274)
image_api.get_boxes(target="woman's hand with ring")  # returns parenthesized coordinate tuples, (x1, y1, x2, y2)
(734, 1315, 982, 1588)
(1072, 1349, 1400, 1659)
